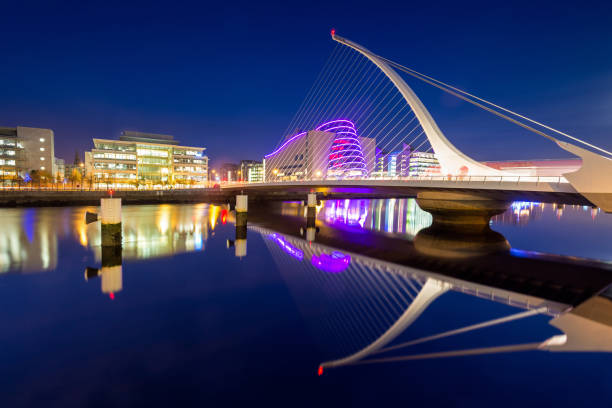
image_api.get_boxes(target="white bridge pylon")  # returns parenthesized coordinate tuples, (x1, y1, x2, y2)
(331, 32, 612, 210)
(332, 33, 509, 177)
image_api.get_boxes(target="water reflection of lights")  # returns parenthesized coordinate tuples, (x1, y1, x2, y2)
(0, 205, 213, 274)
(493, 202, 600, 226)
(269, 233, 304, 261)
(311, 251, 351, 273)
(209, 205, 221, 230)
(324, 199, 368, 228)
(319, 198, 432, 238)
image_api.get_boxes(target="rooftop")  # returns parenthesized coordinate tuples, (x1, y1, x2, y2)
(119, 130, 179, 145)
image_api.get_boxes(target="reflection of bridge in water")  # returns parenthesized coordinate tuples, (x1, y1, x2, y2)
(245, 216, 612, 375)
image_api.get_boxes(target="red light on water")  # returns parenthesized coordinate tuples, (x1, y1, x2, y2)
(330, 28, 336, 37)
(109, 292, 115, 300)
(221, 209, 228, 224)
(318, 366, 324, 376)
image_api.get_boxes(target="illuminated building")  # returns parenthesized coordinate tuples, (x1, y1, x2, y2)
(0, 126, 56, 182)
(87, 131, 208, 189)
(54, 158, 65, 181)
(239, 160, 263, 182)
(408, 151, 441, 176)
(319, 120, 368, 178)
(373, 144, 411, 177)
(220, 163, 239, 182)
(264, 119, 375, 181)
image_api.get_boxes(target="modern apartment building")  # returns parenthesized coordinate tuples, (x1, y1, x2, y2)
(0, 126, 55, 182)
(86, 131, 208, 189)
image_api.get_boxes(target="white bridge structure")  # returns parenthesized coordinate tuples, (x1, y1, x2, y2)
(254, 226, 612, 374)
(225, 32, 612, 212)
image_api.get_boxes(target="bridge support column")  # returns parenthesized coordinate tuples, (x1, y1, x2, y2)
(414, 191, 510, 258)
(100, 198, 122, 247)
(416, 191, 509, 226)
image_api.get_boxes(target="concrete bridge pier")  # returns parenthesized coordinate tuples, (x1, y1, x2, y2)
(414, 191, 511, 258)
(416, 191, 510, 226)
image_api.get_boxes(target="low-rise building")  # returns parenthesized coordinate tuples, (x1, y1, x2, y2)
(54, 158, 65, 182)
(219, 163, 239, 182)
(87, 131, 208, 189)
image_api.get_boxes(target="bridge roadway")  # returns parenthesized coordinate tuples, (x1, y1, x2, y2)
(221, 176, 596, 208)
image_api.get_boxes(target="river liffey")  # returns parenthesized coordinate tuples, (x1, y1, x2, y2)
(1, 200, 611, 407)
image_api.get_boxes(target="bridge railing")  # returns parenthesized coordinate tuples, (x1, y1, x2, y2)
(224, 175, 570, 186)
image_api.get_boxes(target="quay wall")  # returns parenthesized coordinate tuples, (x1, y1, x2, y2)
(0, 189, 233, 207)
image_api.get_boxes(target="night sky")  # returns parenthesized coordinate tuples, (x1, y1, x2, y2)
(1, 0, 611, 167)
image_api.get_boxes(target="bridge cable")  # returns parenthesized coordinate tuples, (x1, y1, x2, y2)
(378, 55, 612, 157)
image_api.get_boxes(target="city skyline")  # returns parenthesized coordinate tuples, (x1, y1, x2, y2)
(1, 1, 611, 167)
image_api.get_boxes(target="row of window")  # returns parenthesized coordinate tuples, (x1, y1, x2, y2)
(174, 167, 207, 173)
(93, 152, 137, 160)
(0, 140, 21, 148)
(0, 159, 16, 166)
(137, 148, 169, 158)
(174, 150, 203, 157)
(94, 173, 137, 179)
(173, 158, 207, 164)
(94, 143, 136, 152)
(94, 163, 137, 170)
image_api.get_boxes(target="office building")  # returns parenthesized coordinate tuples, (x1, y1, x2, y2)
(373, 144, 411, 178)
(0, 126, 55, 182)
(87, 131, 208, 189)
(408, 152, 441, 176)
(239, 160, 264, 183)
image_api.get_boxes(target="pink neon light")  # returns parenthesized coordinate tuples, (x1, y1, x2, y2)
(315, 119, 355, 130)
(264, 131, 307, 158)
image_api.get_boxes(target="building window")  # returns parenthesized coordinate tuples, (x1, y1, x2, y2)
(40, 138, 45, 142)
(40, 147, 45, 151)
(40, 157, 45, 161)
(41, 166, 45, 170)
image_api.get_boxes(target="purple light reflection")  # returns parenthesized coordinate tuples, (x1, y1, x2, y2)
(268, 233, 304, 261)
(311, 251, 351, 273)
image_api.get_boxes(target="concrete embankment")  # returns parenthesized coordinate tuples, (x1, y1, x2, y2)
(0, 189, 233, 207)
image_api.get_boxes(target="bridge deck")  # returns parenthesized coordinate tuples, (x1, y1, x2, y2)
(222, 177, 592, 206)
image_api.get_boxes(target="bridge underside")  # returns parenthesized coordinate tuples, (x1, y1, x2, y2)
(222, 183, 594, 208)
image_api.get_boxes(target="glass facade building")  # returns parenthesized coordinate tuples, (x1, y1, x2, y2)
(87, 131, 208, 189)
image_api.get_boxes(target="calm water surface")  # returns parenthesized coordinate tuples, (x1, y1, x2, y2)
(1, 200, 611, 407)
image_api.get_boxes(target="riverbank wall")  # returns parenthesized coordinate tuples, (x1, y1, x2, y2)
(0, 189, 233, 207)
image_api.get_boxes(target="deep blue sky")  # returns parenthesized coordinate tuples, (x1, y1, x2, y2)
(1, 0, 611, 167)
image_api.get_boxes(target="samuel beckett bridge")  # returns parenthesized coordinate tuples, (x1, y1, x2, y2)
(225, 31, 612, 213)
